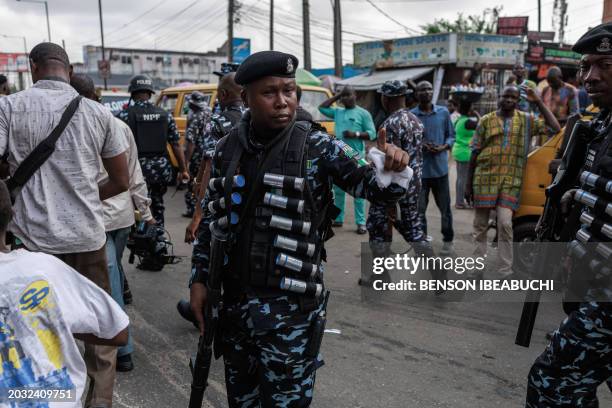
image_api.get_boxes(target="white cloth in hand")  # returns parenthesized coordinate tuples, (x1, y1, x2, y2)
(367, 147, 413, 189)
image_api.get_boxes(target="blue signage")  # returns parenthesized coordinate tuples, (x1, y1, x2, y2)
(232, 38, 251, 63)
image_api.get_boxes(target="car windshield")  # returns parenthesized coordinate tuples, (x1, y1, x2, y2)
(300, 90, 329, 121)
(159, 93, 178, 114)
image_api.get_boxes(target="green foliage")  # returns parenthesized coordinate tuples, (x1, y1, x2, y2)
(421, 6, 503, 34)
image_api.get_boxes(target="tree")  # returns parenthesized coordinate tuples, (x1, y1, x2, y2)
(421, 7, 503, 34)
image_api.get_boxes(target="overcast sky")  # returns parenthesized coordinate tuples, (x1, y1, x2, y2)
(0, 0, 605, 68)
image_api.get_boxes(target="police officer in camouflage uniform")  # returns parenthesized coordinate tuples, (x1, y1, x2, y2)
(184, 72, 245, 245)
(184, 91, 213, 217)
(364, 80, 444, 290)
(117, 75, 188, 227)
(188, 51, 410, 407)
(526, 23, 612, 407)
(211, 62, 241, 114)
(178, 72, 245, 325)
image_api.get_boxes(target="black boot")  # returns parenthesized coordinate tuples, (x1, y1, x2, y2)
(176, 299, 198, 328)
(122, 274, 133, 305)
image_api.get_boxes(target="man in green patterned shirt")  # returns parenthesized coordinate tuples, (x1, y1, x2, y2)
(465, 85, 560, 277)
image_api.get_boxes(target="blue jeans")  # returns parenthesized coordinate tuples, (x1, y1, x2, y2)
(418, 175, 454, 242)
(105, 227, 133, 357)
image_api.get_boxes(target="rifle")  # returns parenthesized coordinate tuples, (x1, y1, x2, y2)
(188, 223, 227, 407)
(515, 120, 593, 347)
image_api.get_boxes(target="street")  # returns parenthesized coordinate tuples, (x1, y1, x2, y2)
(111, 161, 612, 408)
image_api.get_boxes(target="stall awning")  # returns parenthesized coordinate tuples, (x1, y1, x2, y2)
(336, 66, 434, 91)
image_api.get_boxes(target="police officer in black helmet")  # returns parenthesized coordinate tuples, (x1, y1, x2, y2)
(189, 51, 410, 407)
(118, 75, 189, 228)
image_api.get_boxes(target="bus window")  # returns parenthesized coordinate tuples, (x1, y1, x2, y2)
(181, 93, 213, 117)
(300, 90, 330, 122)
(159, 94, 178, 114)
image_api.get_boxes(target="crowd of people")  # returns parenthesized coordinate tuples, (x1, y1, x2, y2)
(0, 20, 610, 408)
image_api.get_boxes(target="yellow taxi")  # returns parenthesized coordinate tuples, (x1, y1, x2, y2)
(156, 83, 335, 167)
(513, 108, 597, 269)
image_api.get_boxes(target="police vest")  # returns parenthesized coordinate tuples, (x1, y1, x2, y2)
(218, 118, 333, 307)
(212, 107, 243, 138)
(564, 115, 612, 312)
(127, 105, 169, 158)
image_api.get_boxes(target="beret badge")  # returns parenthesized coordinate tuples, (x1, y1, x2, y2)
(596, 37, 612, 53)
(287, 58, 294, 74)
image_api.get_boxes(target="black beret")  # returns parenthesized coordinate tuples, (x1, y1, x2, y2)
(234, 51, 299, 85)
(572, 22, 612, 55)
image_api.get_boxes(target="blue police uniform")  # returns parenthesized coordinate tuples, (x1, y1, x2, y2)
(117, 100, 180, 227)
(525, 24, 612, 407)
(184, 105, 212, 215)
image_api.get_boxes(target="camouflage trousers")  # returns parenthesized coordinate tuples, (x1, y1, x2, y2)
(526, 301, 612, 407)
(184, 179, 197, 215)
(140, 156, 173, 228)
(146, 182, 168, 227)
(366, 193, 424, 244)
(220, 296, 324, 408)
(184, 161, 200, 216)
(189, 215, 209, 285)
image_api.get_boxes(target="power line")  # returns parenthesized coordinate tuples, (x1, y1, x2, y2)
(240, 19, 337, 58)
(364, 0, 419, 34)
(154, 6, 225, 49)
(79, 0, 171, 45)
(110, 0, 201, 48)
(242, 13, 352, 54)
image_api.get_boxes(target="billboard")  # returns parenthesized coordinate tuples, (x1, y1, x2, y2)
(232, 38, 251, 63)
(497, 16, 529, 36)
(353, 34, 455, 68)
(0, 53, 28, 73)
(543, 47, 581, 65)
(527, 31, 555, 42)
(456, 33, 522, 67)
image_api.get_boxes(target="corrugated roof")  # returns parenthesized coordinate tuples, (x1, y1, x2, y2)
(336, 67, 434, 91)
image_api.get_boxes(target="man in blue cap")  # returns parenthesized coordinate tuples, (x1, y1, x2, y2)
(525, 22, 612, 408)
(363, 80, 444, 290)
(188, 50, 410, 407)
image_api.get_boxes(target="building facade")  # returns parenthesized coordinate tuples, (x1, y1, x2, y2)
(81, 45, 227, 90)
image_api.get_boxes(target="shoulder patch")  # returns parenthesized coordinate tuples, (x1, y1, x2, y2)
(333, 139, 368, 167)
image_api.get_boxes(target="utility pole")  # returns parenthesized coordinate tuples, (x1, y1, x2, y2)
(538, 0, 541, 32)
(270, 0, 274, 50)
(228, 0, 234, 62)
(553, 0, 568, 45)
(16, 0, 51, 42)
(333, 0, 342, 77)
(98, 0, 107, 90)
(44, 1, 50, 42)
(603, 0, 612, 23)
(303, 0, 311, 70)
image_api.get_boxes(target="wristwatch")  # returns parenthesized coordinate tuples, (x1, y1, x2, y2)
(356, 131, 360, 138)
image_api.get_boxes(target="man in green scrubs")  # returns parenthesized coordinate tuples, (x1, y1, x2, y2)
(319, 86, 377, 234)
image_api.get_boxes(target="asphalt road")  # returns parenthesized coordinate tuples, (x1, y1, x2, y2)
(111, 161, 611, 408)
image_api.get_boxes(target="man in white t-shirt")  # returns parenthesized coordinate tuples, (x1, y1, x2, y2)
(0, 180, 129, 408)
